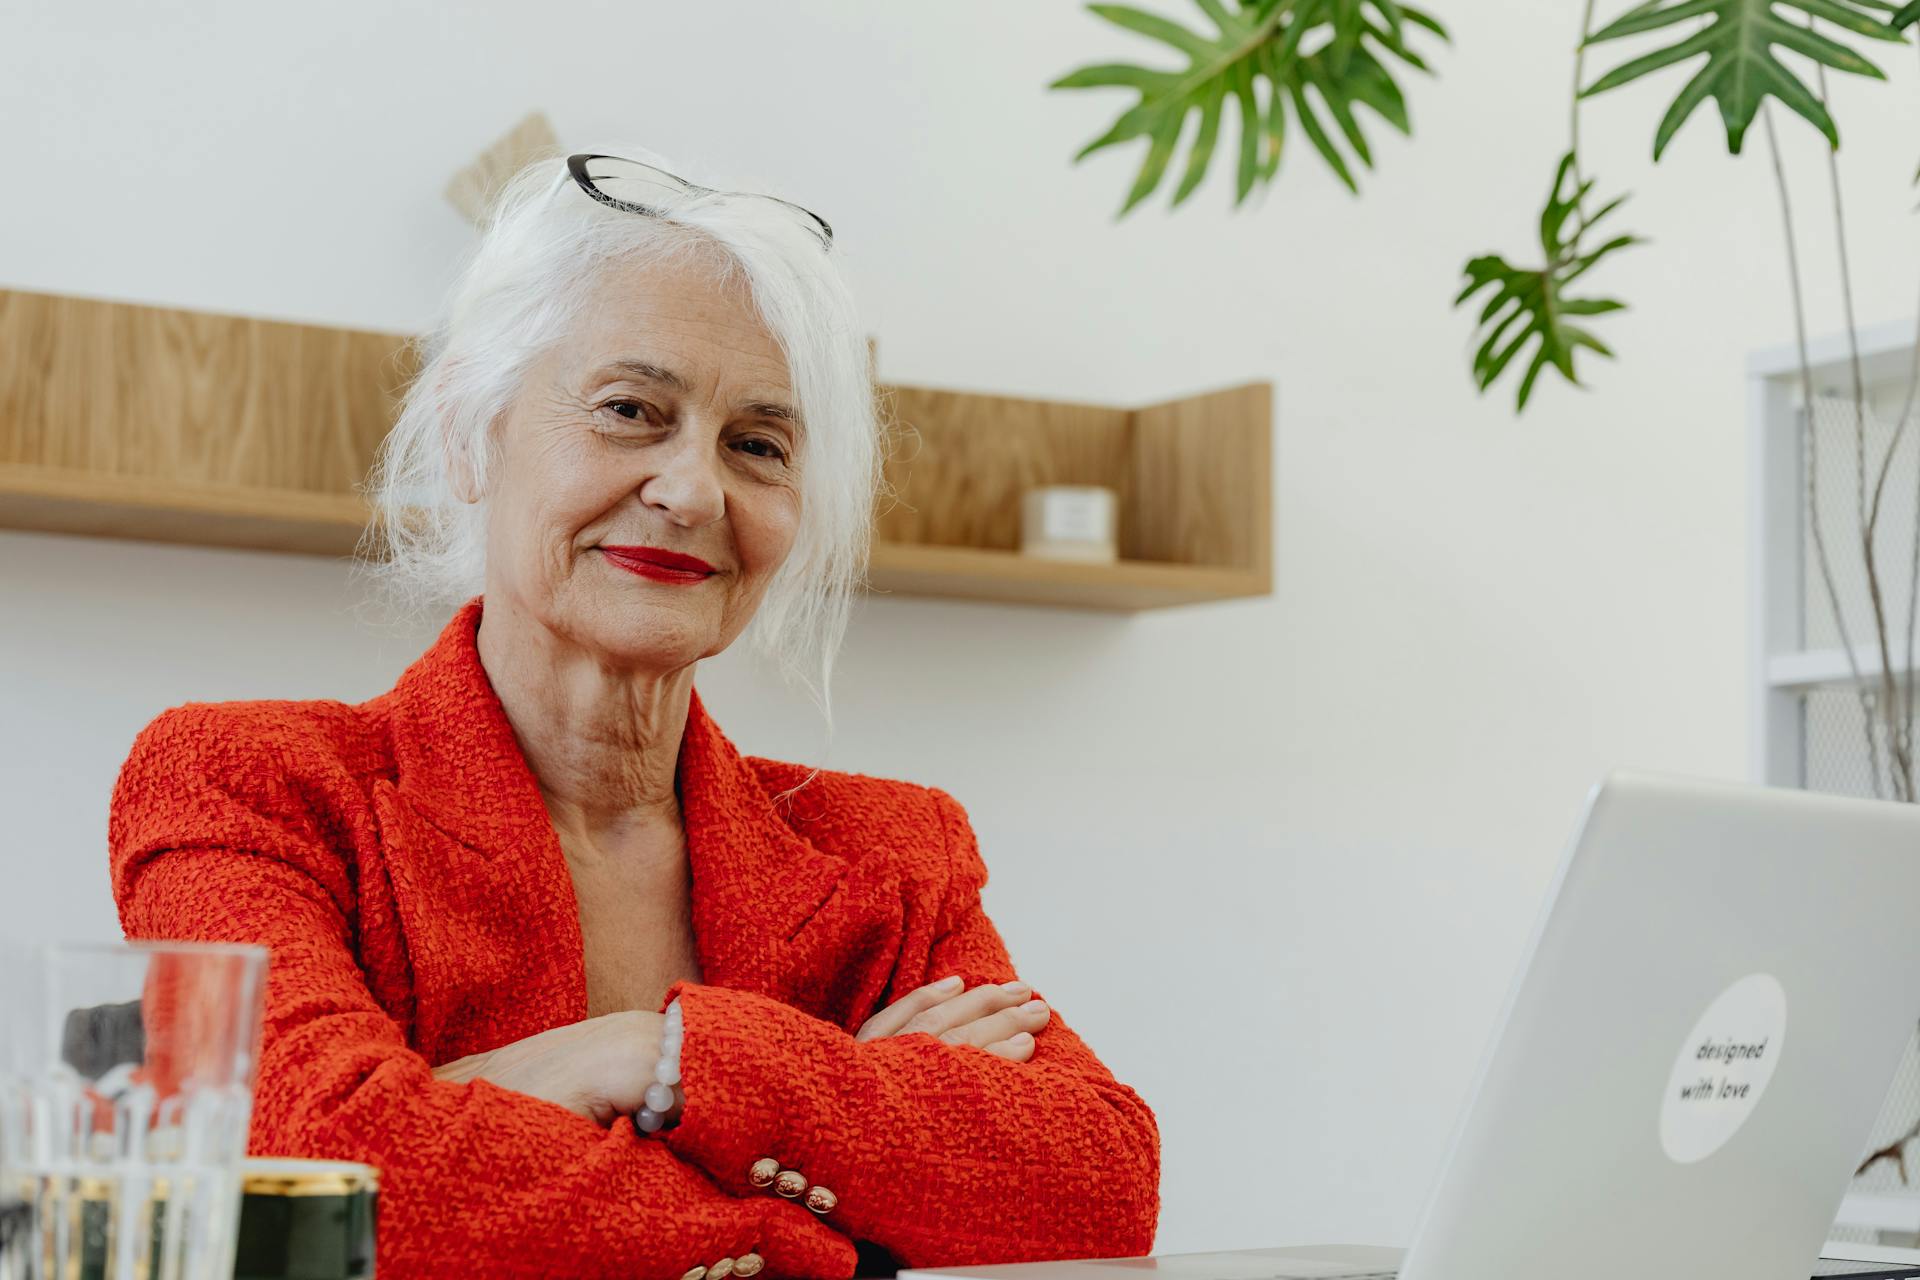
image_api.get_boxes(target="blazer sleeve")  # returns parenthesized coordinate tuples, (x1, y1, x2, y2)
(107, 705, 857, 1280)
(658, 786, 1161, 1268)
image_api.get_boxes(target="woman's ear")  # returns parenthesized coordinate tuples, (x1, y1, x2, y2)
(435, 358, 511, 505)
(432, 361, 484, 506)
(437, 368, 495, 506)
(443, 417, 482, 505)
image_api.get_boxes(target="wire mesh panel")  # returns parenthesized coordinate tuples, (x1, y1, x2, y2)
(1805, 685, 1904, 798)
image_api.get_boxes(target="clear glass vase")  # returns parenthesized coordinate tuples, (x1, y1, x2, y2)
(0, 940, 268, 1280)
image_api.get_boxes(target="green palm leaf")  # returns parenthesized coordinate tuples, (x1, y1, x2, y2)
(1456, 153, 1642, 412)
(1581, 0, 1902, 157)
(1052, 0, 1447, 215)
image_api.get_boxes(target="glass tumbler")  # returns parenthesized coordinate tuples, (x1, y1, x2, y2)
(0, 941, 268, 1280)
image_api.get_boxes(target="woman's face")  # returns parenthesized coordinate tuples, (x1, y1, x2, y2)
(474, 248, 803, 672)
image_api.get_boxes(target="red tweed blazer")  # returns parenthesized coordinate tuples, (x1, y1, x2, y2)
(107, 597, 1159, 1280)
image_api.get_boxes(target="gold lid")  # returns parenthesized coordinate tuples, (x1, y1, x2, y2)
(240, 1158, 378, 1198)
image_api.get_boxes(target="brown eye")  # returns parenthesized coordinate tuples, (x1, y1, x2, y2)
(604, 399, 646, 422)
(733, 436, 789, 463)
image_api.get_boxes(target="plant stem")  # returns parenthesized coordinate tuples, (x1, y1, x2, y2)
(1763, 104, 1885, 798)
(1860, 1021, 1920, 1178)
(1900, 37, 1920, 786)
(1899, 288, 1920, 770)
(1815, 44, 1913, 800)
(1815, 59, 1868, 540)
(1860, 1115, 1920, 1181)
(1569, 0, 1599, 242)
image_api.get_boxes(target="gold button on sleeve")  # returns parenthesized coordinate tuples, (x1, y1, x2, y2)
(747, 1158, 780, 1189)
(709, 1259, 735, 1280)
(804, 1185, 838, 1216)
(681, 1269, 707, 1280)
(734, 1254, 764, 1278)
(772, 1170, 808, 1199)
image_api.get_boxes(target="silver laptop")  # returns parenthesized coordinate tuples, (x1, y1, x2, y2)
(904, 772, 1920, 1280)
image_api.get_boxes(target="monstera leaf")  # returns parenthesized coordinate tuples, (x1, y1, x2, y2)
(1051, 0, 1446, 214)
(1456, 153, 1642, 412)
(1581, 0, 1905, 158)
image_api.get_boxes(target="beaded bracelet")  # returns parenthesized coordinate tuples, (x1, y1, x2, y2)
(634, 997, 684, 1134)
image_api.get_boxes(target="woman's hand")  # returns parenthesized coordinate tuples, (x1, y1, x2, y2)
(432, 1010, 666, 1127)
(854, 975, 1051, 1062)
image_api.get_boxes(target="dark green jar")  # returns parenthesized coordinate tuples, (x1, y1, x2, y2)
(232, 1159, 377, 1280)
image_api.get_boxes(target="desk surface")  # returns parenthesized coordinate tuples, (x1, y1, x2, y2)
(901, 1245, 1405, 1278)
(902, 1242, 1920, 1279)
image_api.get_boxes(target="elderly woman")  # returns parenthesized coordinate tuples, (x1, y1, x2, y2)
(104, 150, 1159, 1279)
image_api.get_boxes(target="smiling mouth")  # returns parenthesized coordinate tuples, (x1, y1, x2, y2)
(597, 546, 718, 585)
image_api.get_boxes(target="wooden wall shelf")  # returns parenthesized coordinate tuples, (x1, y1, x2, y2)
(0, 463, 371, 556)
(0, 288, 1272, 612)
(868, 543, 1267, 610)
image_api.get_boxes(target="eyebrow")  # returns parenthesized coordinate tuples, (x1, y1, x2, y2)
(609, 358, 690, 391)
(605, 358, 799, 426)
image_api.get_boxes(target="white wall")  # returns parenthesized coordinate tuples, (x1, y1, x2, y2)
(5, 0, 1919, 1255)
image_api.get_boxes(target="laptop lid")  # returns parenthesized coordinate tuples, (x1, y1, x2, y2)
(1399, 771, 1920, 1280)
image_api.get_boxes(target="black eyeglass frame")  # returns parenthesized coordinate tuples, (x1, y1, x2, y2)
(566, 153, 834, 251)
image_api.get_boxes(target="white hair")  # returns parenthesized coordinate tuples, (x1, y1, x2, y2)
(356, 145, 879, 715)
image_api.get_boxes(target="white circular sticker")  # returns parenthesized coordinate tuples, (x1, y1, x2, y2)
(1658, 972, 1788, 1164)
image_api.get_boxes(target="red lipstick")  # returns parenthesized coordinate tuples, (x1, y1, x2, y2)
(598, 546, 718, 585)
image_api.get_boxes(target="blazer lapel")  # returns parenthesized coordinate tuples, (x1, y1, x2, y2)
(380, 597, 588, 1062)
(677, 691, 905, 1030)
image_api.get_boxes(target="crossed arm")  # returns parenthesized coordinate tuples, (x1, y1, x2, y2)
(430, 975, 1056, 1126)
